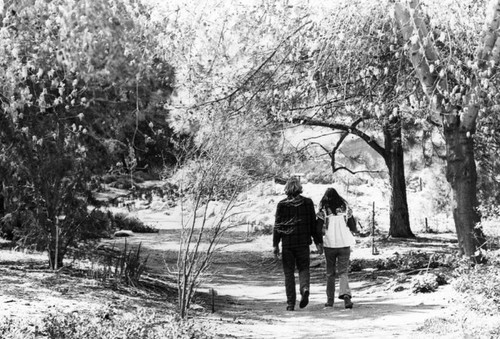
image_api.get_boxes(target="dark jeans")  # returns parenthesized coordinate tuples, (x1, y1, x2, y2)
(281, 246, 310, 306)
(324, 246, 351, 302)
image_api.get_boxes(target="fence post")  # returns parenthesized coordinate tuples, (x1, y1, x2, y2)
(210, 288, 217, 313)
(371, 202, 378, 255)
(55, 223, 59, 270)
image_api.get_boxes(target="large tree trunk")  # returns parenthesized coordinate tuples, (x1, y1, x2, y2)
(443, 118, 486, 261)
(394, 0, 500, 260)
(384, 116, 414, 238)
(0, 181, 4, 217)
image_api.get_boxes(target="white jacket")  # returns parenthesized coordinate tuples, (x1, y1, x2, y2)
(323, 214, 355, 248)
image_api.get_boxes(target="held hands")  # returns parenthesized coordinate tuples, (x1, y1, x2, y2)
(316, 243, 324, 255)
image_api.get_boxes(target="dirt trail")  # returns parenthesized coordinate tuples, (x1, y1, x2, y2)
(105, 209, 459, 339)
(0, 204, 459, 339)
(196, 250, 456, 339)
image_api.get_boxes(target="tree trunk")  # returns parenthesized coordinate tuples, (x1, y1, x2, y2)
(48, 224, 64, 269)
(0, 181, 4, 217)
(394, 0, 500, 260)
(443, 118, 486, 261)
(48, 248, 64, 270)
(384, 116, 414, 238)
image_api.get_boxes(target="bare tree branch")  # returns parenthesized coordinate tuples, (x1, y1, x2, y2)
(188, 19, 313, 110)
(290, 117, 386, 158)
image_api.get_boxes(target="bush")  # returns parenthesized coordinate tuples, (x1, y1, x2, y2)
(376, 251, 455, 271)
(411, 273, 439, 293)
(421, 250, 500, 338)
(452, 250, 500, 315)
(111, 213, 158, 233)
(79, 210, 115, 240)
(305, 172, 334, 184)
(349, 259, 364, 272)
(90, 241, 149, 287)
(0, 309, 217, 339)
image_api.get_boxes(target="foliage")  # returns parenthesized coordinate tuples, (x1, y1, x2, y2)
(0, 309, 216, 339)
(0, 0, 175, 267)
(82, 240, 148, 287)
(418, 165, 452, 215)
(376, 251, 455, 271)
(476, 131, 500, 216)
(411, 273, 439, 293)
(420, 250, 500, 338)
(452, 250, 500, 315)
(111, 213, 158, 234)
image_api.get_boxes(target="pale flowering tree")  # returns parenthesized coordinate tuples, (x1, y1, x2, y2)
(0, 0, 171, 268)
(394, 0, 499, 260)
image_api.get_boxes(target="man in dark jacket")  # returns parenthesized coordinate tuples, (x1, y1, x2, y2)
(273, 177, 323, 311)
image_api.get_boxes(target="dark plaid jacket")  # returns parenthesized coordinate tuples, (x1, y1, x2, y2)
(273, 195, 322, 249)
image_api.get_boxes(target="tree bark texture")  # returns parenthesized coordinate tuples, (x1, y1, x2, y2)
(394, 0, 499, 259)
(0, 181, 4, 218)
(384, 116, 414, 238)
(443, 118, 486, 260)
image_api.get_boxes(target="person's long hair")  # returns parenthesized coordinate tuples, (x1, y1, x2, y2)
(319, 187, 346, 214)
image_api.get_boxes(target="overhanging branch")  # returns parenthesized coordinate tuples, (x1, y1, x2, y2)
(291, 117, 386, 158)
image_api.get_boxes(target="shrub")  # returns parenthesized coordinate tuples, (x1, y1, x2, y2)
(349, 259, 364, 272)
(420, 251, 500, 338)
(79, 210, 115, 240)
(452, 250, 500, 315)
(111, 213, 158, 233)
(376, 251, 455, 271)
(90, 241, 149, 287)
(411, 273, 439, 293)
(0, 309, 217, 339)
(254, 223, 274, 235)
(305, 172, 334, 184)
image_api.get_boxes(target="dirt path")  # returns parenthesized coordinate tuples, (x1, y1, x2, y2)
(104, 209, 459, 339)
(194, 250, 456, 339)
(0, 205, 459, 338)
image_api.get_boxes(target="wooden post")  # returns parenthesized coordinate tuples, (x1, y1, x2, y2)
(371, 202, 378, 255)
(210, 288, 217, 313)
(55, 221, 59, 270)
(425, 217, 429, 233)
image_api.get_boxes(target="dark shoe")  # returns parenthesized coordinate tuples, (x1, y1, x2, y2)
(286, 305, 295, 311)
(344, 296, 353, 309)
(299, 290, 309, 309)
(324, 298, 334, 307)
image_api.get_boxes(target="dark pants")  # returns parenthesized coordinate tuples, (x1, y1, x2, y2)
(281, 246, 310, 306)
(324, 246, 351, 303)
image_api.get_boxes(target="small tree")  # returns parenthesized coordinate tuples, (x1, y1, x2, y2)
(173, 107, 256, 318)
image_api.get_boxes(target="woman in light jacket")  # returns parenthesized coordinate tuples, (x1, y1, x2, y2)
(317, 187, 355, 309)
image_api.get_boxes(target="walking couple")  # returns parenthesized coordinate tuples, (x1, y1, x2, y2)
(273, 177, 356, 311)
